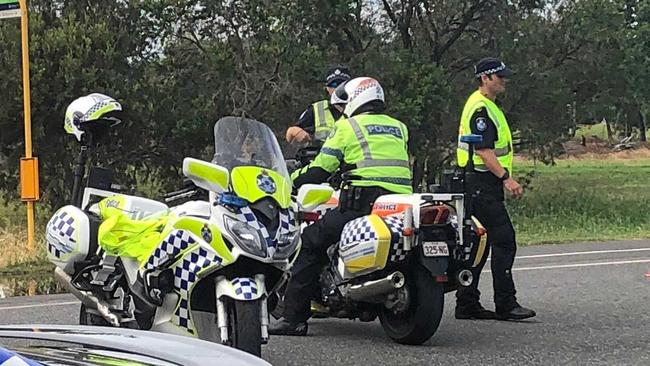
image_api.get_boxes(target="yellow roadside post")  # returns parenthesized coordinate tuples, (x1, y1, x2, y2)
(2, 0, 39, 250)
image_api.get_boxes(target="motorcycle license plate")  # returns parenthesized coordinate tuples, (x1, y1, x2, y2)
(422, 242, 449, 257)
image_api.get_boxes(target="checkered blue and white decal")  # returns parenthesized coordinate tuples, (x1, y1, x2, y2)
(384, 214, 407, 262)
(172, 246, 223, 334)
(0, 347, 41, 366)
(45, 210, 76, 258)
(340, 216, 377, 250)
(278, 208, 296, 236)
(145, 230, 196, 269)
(231, 277, 258, 300)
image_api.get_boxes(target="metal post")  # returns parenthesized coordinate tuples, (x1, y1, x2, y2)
(19, 0, 35, 251)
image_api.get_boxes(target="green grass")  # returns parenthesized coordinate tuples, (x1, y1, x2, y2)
(511, 157, 650, 244)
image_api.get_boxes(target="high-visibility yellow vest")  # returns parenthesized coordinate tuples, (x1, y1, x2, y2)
(312, 100, 337, 141)
(293, 114, 412, 194)
(457, 90, 513, 173)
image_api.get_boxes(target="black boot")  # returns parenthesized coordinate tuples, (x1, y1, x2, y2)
(269, 318, 308, 336)
(496, 305, 536, 320)
(455, 303, 496, 320)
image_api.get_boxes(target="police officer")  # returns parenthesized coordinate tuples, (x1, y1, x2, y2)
(455, 57, 536, 321)
(270, 77, 413, 335)
(285, 65, 352, 144)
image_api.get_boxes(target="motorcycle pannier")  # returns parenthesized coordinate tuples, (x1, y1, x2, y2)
(45, 205, 94, 274)
(339, 214, 395, 275)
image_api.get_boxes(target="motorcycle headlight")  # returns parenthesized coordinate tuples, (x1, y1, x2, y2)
(224, 217, 267, 257)
(273, 229, 300, 260)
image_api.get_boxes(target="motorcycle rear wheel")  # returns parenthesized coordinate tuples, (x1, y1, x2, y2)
(378, 266, 444, 345)
(227, 299, 262, 357)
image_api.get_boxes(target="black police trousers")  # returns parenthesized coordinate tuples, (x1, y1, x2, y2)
(283, 186, 390, 323)
(456, 183, 519, 313)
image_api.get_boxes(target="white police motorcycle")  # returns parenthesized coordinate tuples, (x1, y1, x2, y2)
(45, 94, 329, 356)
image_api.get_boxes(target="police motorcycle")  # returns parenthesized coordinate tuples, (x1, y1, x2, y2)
(45, 95, 326, 356)
(283, 135, 488, 345)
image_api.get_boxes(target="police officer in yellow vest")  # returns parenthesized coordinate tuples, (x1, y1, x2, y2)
(455, 57, 536, 321)
(270, 77, 412, 335)
(285, 65, 352, 144)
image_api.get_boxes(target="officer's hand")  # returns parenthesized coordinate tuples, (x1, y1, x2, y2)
(286, 126, 312, 144)
(504, 177, 523, 199)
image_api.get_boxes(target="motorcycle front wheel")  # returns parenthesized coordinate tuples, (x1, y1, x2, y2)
(79, 304, 139, 328)
(79, 304, 110, 326)
(227, 299, 262, 357)
(378, 265, 444, 345)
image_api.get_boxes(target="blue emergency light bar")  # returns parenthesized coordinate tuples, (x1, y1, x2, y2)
(217, 192, 249, 208)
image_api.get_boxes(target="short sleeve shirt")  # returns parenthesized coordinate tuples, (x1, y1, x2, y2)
(469, 107, 498, 149)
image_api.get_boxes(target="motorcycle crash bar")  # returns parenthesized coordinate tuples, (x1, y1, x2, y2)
(54, 267, 121, 326)
(348, 271, 405, 301)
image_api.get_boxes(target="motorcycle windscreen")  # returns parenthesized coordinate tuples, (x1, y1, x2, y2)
(212, 116, 291, 208)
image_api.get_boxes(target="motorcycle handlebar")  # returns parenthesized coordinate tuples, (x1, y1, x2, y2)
(163, 190, 198, 203)
(163, 187, 194, 199)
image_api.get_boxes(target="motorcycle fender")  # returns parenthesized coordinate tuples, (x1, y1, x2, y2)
(215, 275, 266, 301)
(418, 252, 449, 277)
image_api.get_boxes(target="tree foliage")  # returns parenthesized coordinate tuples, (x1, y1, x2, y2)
(0, 0, 646, 207)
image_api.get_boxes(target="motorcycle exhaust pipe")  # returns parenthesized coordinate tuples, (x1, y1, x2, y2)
(458, 269, 473, 287)
(54, 267, 121, 327)
(348, 271, 405, 301)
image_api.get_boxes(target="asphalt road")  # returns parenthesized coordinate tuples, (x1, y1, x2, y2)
(1, 240, 649, 365)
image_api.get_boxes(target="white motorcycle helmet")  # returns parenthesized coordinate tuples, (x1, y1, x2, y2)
(341, 77, 385, 117)
(330, 82, 349, 106)
(64, 93, 122, 142)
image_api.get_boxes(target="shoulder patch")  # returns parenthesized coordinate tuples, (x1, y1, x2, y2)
(476, 117, 487, 132)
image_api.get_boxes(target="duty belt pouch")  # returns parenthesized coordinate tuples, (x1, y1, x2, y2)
(339, 187, 356, 213)
(352, 187, 363, 211)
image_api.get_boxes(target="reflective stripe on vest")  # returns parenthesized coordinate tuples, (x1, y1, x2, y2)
(347, 117, 411, 169)
(458, 142, 511, 157)
(313, 100, 335, 141)
(361, 176, 412, 186)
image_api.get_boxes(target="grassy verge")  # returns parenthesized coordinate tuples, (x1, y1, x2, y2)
(0, 227, 50, 272)
(511, 156, 650, 245)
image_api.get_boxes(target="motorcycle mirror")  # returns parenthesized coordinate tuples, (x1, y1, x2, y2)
(296, 184, 334, 211)
(182, 158, 229, 194)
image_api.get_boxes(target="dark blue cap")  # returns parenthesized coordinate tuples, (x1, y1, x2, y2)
(325, 65, 352, 87)
(474, 57, 513, 78)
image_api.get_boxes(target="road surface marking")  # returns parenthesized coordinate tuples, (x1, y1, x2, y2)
(515, 248, 650, 260)
(0, 301, 77, 311)
(510, 259, 650, 272)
